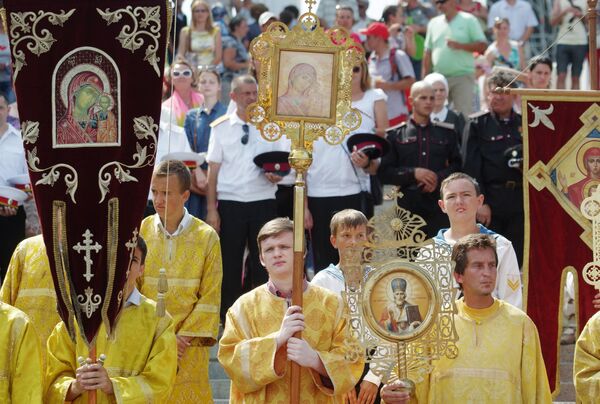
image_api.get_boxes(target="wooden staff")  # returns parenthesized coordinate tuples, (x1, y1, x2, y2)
(589, 0, 598, 90)
(89, 346, 96, 404)
(289, 123, 312, 404)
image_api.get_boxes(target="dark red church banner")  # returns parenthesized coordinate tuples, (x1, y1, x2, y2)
(523, 96, 600, 394)
(5, 0, 169, 345)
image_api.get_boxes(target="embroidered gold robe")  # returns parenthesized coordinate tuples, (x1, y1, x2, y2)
(139, 214, 222, 402)
(218, 284, 363, 403)
(412, 299, 551, 403)
(574, 310, 600, 402)
(0, 302, 43, 403)
(45, 295, 177, 403)
(0, 235, 60, 371)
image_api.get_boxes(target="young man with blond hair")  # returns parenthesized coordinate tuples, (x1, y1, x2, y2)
(140, 159, 222, 402)
(219, 217, 363, 402)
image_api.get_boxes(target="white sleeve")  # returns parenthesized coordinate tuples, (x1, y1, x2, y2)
(495, 237, 523, 309)
(487, 3, 499, 28)
(394, 50, 415, 79)
(206, 126, 223, 164)
(362, 369, 382, 386)
(525, 3, 539, 26)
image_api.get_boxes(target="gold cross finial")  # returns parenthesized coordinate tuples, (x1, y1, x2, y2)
(305, 0, 317, 13)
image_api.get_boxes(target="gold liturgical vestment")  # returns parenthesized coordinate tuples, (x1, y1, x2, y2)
(574, 310, 600, 402)
(45, 294, 177, 403)
(140, 214, 222, 402)
(0, 235, 61, 370)
(413, 299, 551, 404)
(218, 284, 364, 403)
(0, 302, 43, 403)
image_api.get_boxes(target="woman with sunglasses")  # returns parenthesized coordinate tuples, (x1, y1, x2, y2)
(183, 68, 227, 220)
(177, 0, 222, 70)
(162, 58, 204, 127)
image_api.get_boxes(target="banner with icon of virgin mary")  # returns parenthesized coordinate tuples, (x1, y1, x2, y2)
(4, 0, 169, 345)
(524, 96, 600, 393)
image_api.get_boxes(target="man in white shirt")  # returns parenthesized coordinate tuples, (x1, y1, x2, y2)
(488, 0, 538, 44)
(207, 75, 282, 319)
(0, 94, 28, 276)
(434, 172, 522, 308)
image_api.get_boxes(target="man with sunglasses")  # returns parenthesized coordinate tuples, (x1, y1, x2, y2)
(206, 74, 284, 320)
(378, 81, 462, 238)
(422, 0, 487, 117)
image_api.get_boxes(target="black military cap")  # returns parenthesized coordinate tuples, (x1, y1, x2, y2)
(347, 133, 390, 160)
(253, 151, 291, 176)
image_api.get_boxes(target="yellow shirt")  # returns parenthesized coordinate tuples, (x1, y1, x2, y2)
(140, 213, 222, 402)
(574, 310, 600, 402)
(413, 299, 551, 403)
(0, 234, 61, 370)
(218, 284, 364, 403)
(45, 295, 177, 403)
(0, 302, 43, 403)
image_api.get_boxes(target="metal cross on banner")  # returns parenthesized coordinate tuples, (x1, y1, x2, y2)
(73, 229, 102, 282)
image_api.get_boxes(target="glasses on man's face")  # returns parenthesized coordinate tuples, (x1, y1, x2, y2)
(172, 70, 192, 78)
(435, 0, 447, 4)
(193, 8, 209, 13)
(241, 124, 249, 145)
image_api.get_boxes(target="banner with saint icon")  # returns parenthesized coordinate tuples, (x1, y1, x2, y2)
(524, 96, 600, 393)
(4, 0, 170, 345)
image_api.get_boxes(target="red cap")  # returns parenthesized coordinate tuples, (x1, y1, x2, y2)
(360, 22, 389, 40)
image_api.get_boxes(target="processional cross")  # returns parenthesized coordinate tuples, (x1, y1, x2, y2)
(581, 189, 600, 290)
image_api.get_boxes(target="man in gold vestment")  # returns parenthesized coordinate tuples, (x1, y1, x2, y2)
(140, 159, 222, 402)
(218, 217, 364, 403)
(1, 235, 61, 371)
(574, 310, 600, 401)
(46, 237, 177, 403)
(0, 301, 43, 402)
(382, 234, 551, 403)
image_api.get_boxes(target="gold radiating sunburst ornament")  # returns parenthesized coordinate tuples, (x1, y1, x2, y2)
(341, 190, 459, 394)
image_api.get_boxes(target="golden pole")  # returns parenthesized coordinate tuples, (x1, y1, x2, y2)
(289, 122, 312, 404)
(589, 0, 598, 90)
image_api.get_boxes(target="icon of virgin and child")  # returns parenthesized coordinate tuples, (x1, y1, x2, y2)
(276, 62, 326, 118)
(56, 71, 118, 145)
(378, 277, 423, 335)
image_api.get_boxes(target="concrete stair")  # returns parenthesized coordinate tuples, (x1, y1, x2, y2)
(209, 342, 231, 403)
(554, 342, 575, 403)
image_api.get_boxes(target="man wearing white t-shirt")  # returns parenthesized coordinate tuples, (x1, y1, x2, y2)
(488, 0, 538, 44)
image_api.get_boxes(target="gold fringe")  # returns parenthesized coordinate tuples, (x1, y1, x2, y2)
(102, 198, 119, 337)
(156, 268, 168, 317)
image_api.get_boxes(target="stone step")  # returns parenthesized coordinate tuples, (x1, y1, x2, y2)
(211, 378, 231, 400)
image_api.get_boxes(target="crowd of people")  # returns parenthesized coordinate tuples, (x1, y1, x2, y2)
(0, 0, 600, 402)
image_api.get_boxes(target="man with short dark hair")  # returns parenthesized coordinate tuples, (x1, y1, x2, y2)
(381, 233, 551, 403)
(207, 75, 283, 318)
(464, 70, 524, 265)
(140, 159, 222, 401)
(378, 81, 462, 237)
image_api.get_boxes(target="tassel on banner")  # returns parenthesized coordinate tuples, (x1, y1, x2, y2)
(156, 268, 168, 317)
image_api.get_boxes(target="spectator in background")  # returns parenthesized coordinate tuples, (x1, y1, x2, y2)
(279, 8, 296, 28)
(335, 5, 362, 45)
(177, 0, 222, 70)
(184, 68, 227, 220)
(457, 0, 488, 32)
(0, 23, 15, 104)
(464, 70, 524, 265)
(424, 73, 466, 148)
(403, 0, 437, 79)
(162, 59, 204, 127)
(317, 0, 359, 29)
(353, 0, 372, 41)
(221, 16, 250, 104)
(247, 3, 268, 43)
(168, 1, 187, 65)
(487, 0, 538, 53)
(423, 0, 487, 117)
(551, 0, 587, 89)
(363, 22, 415, 126)
(527, 55, 553, 89)
(211, 3, 230, 38)
(258, 11, 278, 32)
(485, 18, 525, 71)
(382, 5, 416, 58)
